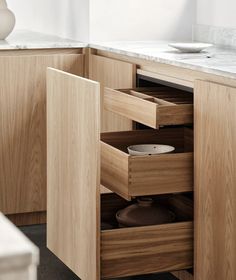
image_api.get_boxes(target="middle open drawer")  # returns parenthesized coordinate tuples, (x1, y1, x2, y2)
(104, 87, 193, 128)
(101, 127, 193, 200)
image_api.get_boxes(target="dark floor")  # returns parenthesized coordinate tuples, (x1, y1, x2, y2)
(20, 224, 177, 280)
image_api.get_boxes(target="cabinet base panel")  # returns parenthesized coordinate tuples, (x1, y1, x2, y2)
(7, 211, 46, 226)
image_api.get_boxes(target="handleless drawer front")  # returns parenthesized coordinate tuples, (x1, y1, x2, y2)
(101, 128, 193, 200)
(104, 87, 193, 128)
(101, 194, 193, 279)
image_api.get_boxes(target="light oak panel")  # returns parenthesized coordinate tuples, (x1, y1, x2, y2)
(101, 128, 193, 200)
(89, 54, 135, 132)
(47, 68, 100, 280)
(7, 211, 46, 226)
(195, 81, 236, 280)
(0, 48, 83, 56)
(0, 53, 84, 215)
(101, 222, 193, 278)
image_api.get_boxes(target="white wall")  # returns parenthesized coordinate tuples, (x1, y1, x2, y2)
(196, 0, 236, 28)
(7, 0, 195, 42)
(7, 0, 89, 41)
(89, 0, 195, 41)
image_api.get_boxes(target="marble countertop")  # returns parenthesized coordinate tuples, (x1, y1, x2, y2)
(1, 30, 236, 79)
(0, 213, 39, 272)
(0, 30, 86, 50)
(90, 41, 236, 79)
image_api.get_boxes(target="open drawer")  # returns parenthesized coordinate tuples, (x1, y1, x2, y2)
(104, 87, 193, 128)
(101, 127, 193, 200)
(101, 193, 193, 279)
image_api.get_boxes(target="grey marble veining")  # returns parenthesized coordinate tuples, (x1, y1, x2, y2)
(0, 30, 86, 50)
(193, 24, 236, 49)
(90, 41, 236, 79)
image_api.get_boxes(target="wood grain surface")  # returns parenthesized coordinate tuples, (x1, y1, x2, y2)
(195, 80, 236, 280)
(47, 68, 100, 280)
(7, 211, 46, 226)
(101, 222, 193, 278)
(101, 193, 193, 278)
(0, 53, 84, 214)
(89, 54, 135, 132)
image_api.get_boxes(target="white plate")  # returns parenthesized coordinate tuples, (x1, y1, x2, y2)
(168, 42, 212, 53)
(127, 144, 175, 156)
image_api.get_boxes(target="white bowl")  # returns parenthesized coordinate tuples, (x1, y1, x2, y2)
(127, 144, 175, 156)
(168, 42, 212, 53)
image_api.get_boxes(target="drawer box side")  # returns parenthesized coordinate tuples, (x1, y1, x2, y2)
(101, 142, 130, 200)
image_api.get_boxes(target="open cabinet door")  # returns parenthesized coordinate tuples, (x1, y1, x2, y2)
(47, 68, 100, 280)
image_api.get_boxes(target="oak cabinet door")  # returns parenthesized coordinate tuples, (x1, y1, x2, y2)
(89, 54, 136, 132)
(0, 53, 84, 214)
(47, 68, 100, 280)
(195, 80, 236, 280)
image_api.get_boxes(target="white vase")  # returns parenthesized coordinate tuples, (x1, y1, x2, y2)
(0, 0, 15, 40)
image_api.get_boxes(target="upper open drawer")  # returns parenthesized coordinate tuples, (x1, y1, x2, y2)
(104, 87, 193, 128)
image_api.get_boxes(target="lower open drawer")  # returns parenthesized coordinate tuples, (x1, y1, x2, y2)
(101, 127, 193, 200)
(101, 193, 193, 279)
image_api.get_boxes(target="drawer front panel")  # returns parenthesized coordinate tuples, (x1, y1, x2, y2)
(101, 128, 193, 200)
(104, 87, 193, 128)
(129, 153, 193, 196)
(101, 222, 193, 278)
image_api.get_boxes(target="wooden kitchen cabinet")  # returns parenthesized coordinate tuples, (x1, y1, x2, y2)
(45, 47, 236, 280)
(195, 81, 236, 280)
(89, 54, 136, 132)
(47, 67, 193, 280)
(0, 50, 84, 215)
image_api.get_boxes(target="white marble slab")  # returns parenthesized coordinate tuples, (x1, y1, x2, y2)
(0, 30, 86, 50)
(90, 41, 236, 79)
(193, 24, 236, 49)
(0, 213, 39, 277)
